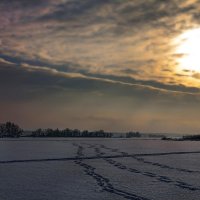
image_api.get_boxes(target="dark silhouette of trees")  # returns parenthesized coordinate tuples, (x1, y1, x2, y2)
(0, 122, 140, 139)
(182, 135, 200, 141)
(0, 122, 23, 138)
(161, 134, 200, 141)
(126, 131, 141, 138)
(31, 128, 113, 138)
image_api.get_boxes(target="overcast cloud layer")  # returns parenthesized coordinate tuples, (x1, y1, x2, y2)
(1, 0, 200, 133)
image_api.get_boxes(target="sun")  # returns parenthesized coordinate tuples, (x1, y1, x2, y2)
(175, 28, 200, 72)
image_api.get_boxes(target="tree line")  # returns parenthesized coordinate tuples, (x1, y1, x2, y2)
(182, 135, 200, 141)
(0, 122, 143, 138)
(0, 122, 23, 138)
(31, 128, 113, 138)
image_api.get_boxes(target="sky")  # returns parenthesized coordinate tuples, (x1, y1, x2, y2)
(1, 0, 200, 133)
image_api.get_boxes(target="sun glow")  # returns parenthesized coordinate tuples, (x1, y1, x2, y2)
(175, 28, 200, 72)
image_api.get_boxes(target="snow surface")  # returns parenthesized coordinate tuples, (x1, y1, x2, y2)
(0, 138, 200, 200)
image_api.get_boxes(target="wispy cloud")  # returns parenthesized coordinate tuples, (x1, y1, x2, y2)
(1, 0, 200, 132)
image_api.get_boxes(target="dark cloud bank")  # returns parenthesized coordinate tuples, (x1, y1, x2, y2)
(1, 0, 200, 133)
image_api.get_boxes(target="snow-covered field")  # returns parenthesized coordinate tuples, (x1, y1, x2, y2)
(0, 138, 200, 200)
